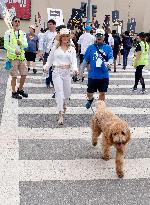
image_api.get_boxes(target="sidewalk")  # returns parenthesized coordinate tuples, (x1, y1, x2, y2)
(0, 49, 6, 61)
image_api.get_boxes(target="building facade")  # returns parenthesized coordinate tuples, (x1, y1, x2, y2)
(0, 0, 150, 36)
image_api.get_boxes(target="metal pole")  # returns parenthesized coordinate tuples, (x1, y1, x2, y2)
(87, 0, 91, 25)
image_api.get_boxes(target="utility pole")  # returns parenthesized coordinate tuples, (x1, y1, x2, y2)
(87, 0, 91, 25)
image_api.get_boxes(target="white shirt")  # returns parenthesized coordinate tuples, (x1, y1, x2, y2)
(41, 30, 57, 53)
(108, 34, 114, 47)
(78, 32, 95, 55)
(45, 46, 78, 71)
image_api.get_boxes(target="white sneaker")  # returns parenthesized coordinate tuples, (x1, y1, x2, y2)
(130, 87, 137, 92)
(58, 113, 64, 125)
(139, 89, 147, 94)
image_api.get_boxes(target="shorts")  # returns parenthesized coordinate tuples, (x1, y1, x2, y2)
(87, 78, 109, 93)
(25, 51, 36, 62)
(113, 50, 119, 60)
(10, 60, 28, 77)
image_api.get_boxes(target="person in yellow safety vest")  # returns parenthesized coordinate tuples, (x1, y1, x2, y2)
(4, 16, 28, 99)
(131, 32, 149, 94)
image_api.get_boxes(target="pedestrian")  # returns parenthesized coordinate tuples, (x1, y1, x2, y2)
(82, 29, 113, 109)
(4, 16, 28, 99)
(122, 31, 132, 69)
(39, 19, 57, 88)
(131, 32, 149, 94)
(112, 30, 121, 72)
(77, 25, 95, 77)
(25, 25, 39, 74)
(44, 28, 78, 125)
(38, 28, 45, 61)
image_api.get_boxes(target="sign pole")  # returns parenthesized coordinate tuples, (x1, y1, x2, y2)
(87, 0, 91, 25)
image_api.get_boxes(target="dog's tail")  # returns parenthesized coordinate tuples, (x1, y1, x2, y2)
(95, 100, 106, 115)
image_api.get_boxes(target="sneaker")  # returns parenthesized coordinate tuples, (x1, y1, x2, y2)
(122, 66, 126, 70)
(17, 89, 28, 98)
(140, 89, 147, 94)
(130, 87, 137, 92)
(12, 92, 22, 99)
(28, 67, 30, 72)
(33, 69, 37, 74)
(52, 93, 55, 98)
(85, 98, 94, 109)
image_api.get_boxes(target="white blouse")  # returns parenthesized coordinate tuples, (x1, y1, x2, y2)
(45, 46, 78, 71)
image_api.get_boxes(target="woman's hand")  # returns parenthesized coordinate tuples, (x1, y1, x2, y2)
(43, 65, 49, 73)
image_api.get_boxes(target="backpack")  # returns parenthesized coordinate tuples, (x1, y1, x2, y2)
(125, 37, 132, 50)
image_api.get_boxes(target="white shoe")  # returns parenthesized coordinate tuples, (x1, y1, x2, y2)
(58, 113, 64, 125)
(139, 89, 147, 94)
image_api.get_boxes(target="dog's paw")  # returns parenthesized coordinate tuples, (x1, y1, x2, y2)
(117, 171, 124, 178)
(102, 155, 110, 161)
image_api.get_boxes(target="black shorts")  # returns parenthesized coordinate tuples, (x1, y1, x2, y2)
(87, 78, 109, 93)
(113, 50, 119, 60)
(25, 51, 36, 62)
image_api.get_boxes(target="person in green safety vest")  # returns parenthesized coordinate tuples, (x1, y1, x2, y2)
(4, 16, 28, 99)
(131, 32, 149, 94)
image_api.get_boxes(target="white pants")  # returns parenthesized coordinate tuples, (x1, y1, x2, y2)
(52, 68, 71, 113)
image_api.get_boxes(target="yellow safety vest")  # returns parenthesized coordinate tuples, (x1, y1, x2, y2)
(136, 41, 149, 66)
(4, 29, 28, 61)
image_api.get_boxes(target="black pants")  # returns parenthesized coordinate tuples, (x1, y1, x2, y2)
(134, 65, 145, 89)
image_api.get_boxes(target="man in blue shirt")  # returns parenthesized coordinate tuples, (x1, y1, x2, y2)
(82, 29, 113, 109)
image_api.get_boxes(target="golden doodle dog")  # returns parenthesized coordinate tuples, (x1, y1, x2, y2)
(91, 100, 131, 178)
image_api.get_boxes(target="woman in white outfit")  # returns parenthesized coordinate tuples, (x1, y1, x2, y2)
(44, 28, 78, 125)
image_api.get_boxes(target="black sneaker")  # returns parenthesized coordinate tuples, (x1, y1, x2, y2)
(52, 93, 55, 98)
(12, 92, 22, 99)
(122, 66, 126, 70)
(17, 89, 28, 98)
(85, 98, 94, 109)
(33, 69, 37, 74)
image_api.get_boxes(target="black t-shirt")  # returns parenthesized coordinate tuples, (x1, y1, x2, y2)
(135, 43, 141, 52)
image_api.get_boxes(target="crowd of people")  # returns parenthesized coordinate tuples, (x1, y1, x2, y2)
(3, 16, 149, 125)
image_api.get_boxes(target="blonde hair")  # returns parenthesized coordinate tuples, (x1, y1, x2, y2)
(56, 35, 71, 49)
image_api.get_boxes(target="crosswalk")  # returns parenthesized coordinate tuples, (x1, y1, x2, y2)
(1, 60, 150, 204)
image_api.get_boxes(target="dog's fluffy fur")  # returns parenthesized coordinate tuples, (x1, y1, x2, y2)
(91, 100, 131, 178)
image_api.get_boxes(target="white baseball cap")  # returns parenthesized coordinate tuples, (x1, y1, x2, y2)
(29, 25, 36, 30)
(96, 29, 105, 35)
(59, 28, 71, 35)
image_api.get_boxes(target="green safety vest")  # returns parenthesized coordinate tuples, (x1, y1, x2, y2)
(4, 29, 28, 61)
(136, 41, 149, 66)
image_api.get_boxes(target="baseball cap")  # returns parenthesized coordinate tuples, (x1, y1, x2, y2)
(85, 25, 92, 31)
(95, 29, 105, 38)
(29, 25, 36, 30)
(138, 32, 146, 38)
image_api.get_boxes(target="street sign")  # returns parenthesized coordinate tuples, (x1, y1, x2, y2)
(47, 8, 64, 26)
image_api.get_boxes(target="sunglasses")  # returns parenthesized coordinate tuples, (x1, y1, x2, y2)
(14, 20, 20, 23)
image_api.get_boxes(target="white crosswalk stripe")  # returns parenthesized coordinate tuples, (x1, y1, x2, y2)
(1, 60, 150, 204)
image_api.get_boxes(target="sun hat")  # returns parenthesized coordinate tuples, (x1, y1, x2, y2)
(55, 28, 72, 41)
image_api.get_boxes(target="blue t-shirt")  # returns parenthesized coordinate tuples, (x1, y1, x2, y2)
(84, 43, 113, 79)
(24, 33, 38, 53)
